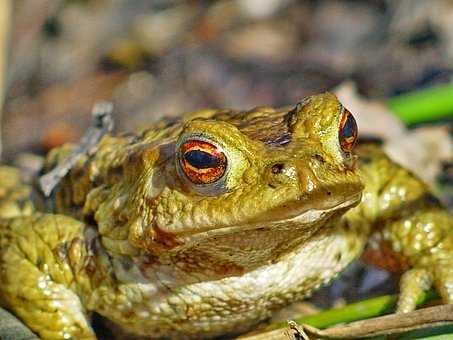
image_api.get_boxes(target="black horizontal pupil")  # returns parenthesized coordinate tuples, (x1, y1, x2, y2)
(184, 150, 220, 169)
(341, 114, 356, 138)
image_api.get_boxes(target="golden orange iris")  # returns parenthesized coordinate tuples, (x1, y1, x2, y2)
(180, 140, 227, 185)
(339, 109, 358, 152)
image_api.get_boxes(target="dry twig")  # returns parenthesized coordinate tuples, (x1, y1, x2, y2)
(239, 305, 453, 339)
(39, 102, 114, 196)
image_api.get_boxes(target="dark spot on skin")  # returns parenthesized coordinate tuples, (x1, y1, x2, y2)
(343, 222, 350, 231)
(314, 154, 325, 163)
(335, 252, 342, 262)
(271, 163, 284, 174)
(327, 191, 332, 196)
(107, 165, 124, 178)
(268, 184, 277, 189)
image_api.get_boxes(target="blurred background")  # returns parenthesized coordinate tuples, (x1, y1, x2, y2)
(1, 0, 453, 317)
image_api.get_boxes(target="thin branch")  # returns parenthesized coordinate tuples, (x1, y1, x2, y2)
(239, 290, 439, 339)
(304, 304, 453, 339)
(39, 102, 114, 196)
(240, 305, 453, 340)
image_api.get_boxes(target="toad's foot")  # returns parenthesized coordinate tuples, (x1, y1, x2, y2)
(396, 211, 453, 313)
(397, 261, 453, 313)
(0, 214, 96, 339)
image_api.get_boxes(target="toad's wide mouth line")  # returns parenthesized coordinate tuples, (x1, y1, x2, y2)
(269, 194, 360, 225)
(173, 193, 362, 247)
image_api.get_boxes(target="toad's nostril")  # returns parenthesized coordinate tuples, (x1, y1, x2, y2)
(271, 163, 284, 174)
(267, 162, 298, 187)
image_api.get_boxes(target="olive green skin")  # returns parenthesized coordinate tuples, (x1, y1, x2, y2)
(0, 93, 451, 339)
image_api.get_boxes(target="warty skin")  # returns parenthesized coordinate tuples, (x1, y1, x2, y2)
(0, 93, 451, 339)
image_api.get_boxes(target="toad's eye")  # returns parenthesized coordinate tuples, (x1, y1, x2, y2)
(339, 108, 358, 152)
(179, 140, 227, 185)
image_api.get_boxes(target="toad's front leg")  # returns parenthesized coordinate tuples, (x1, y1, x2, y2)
(0, 214, 96, 340)
(383, 209, 453, 313)
(354, 144, 453, 313)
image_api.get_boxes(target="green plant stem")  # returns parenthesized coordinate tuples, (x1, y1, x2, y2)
(387, 84, 453, 125)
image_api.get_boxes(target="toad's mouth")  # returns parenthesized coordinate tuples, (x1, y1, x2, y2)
(173, 193, 362, 248)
